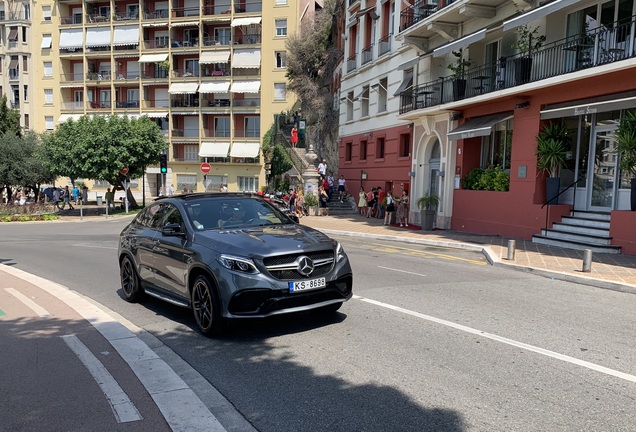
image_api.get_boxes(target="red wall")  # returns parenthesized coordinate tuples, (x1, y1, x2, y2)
(339, 123, 412, 195)
(610, 211, 636, 255)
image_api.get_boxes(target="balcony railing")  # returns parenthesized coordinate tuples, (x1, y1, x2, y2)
(400, 17, 636, 114)
(143, 9, 169, 19)
(171, 39, 199, 48)
(171, 97, 199, 107)
(201, 36, 231, 46)
(142, 98, 170, 108)
(89, 101, 112, 109)
(173, 69, 200, 78)
(234, 128, 260, 138)
(9, 69, 19, 80)
(203, 2, 232, 16)
(233, 99, 260, 107)
(203, 99, 231, 107)
(60, 73, 84, 82)
(347, 54, 357, 73)
(236, 33, 261, 45)
(60, 15, 82, 25)
(115, 100, 140, 108)
(203, 128, 231, 138)
(400, 1, 439, 32)
(378, 34, 391, 56)
(143, 40, 169, 49)
(171, 128, 199, 137)
(11, 101, 19, 109)
(171, 6, 200, 18)
(61, 101, 85, 110)
(361, 44, 373, 65)
(86, 13, 111, 23)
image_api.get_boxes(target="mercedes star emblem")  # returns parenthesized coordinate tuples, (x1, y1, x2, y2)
(297, 256, 315, 276)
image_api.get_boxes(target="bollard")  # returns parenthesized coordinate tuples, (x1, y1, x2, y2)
(582, 249, 592, 272)
(507, 239, 516, 261)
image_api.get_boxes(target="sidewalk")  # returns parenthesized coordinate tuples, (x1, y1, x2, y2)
(299, 213, 636, 294)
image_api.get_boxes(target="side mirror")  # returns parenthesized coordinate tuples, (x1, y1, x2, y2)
(162, 223, 185, 237)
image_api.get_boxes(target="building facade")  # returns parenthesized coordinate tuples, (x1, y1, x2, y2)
(25, 0, 299, 196)
(341, 0, 636, 254)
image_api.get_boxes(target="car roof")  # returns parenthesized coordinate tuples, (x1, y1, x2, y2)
(155, 192, 264, 202)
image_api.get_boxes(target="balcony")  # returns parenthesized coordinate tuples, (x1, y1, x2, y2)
(87, 71, 111, 81)
(347, 54, 357, 73)
(143, 9, 169, 19)
(115, 100, 140, 108)
(171, 128, 199, 138)
(61, 101, 85, 111)
(171, 6, 200, 18)
(233, 99, 260, 108)
(143, 39, 169, 49)
(86, 13, 111, 23)
(203, 2, 232, 17)
(173, 68, 200, 78)
(203, 99, 231, 108)
(201, 36, 231, 46)
(399, 17, 636, 114)
(378, 34, 391, 57)
(60, 15, 83, 25)
(400, 1, 439, 32)
(11, 101, 19, 109)
(142, 98, 170, 109)
(9, 69, 19, 80)
(234, 1, 262, 13)
(89, 101, 112, 109)
(203, 128, 231, 138)
(60, 73, 84, 84)
(361, 44, 373, 65)
(171, 39, 199, 49)
(170, 97, 199, 108)
(235, 33, 261, 45)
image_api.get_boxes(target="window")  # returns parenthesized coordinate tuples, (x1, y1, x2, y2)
(45, 116, 54, 130)
(23, 4, 30, 20)
(275, 19, 287, 37)
(399, 134, 410, 158)
(245, 117, 260, 137)
(185, 59, 199, 76)
(275, 51, 286, 68)
(22, 56, 27, 72)
(177, 174, 197, 192)
(22, 26, 27, 42)
(214, 27, 231, 45)
(346, 91, 354, 121)
(275, 0, 288, 4)
(44, 89, 53, 104)
(214, 117, 230, 137)
(481, 118, 513, 169)
(44, 61, 52, 77)
(42, 6, 51, 21)
(24, 114, 29, 129)
(237, 176, 259, 192)
(360, 85, 369, 117)
(274, 83, 286, 100)
(345, 142, 352, 161)
(99, 6, 110, 16)
(377, 77, 388, 113)
(376, 137, 385, 159)
(205, 175, 227, 191)
(23, 85, 27, 101)
(8, 27, 18, 41)
(184, 145, 198, 161)
(41, 34, 52, 49)
(360, 140, 367, 160)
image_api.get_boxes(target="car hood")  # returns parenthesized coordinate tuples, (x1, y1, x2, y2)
(196, 224, 334, 257)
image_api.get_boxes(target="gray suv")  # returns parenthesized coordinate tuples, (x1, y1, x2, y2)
(118, 193, 353, 336)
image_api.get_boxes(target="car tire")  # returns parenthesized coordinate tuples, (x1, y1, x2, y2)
(120, 256, 144, 302)
(320, 302, 343, 313)
(191, 274, 223, 337)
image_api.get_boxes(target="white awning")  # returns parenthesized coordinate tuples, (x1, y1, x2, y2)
(230, 142, 260, 158)
(199, 81, 231, 93)
(433, 29, 487, 58)
(170, 21, 199, 27)
(447, 112, 513, 141)
(41, 34, 52, 49)
(118, 113, 142, 119)
(142, 22, 168, 27)
(86, 28, 111, 48)
(113, 26, 140, 46)
(60, 83, 84, 88)
(393, 71, 413, 96)
(59, 29, 83, 49)
(200, 50, 231, 64)
(139, 53, 169, 63)
(145, 112, 169, 118)
(199, 142, 230, 158)
(540, 95, 636, 120)
(168, 82, 199, 94)
(232, 49, 261, 68)
(114, 54, 139, 58)
(58, 114, 83, 122)
(171, 112, 199, 115)
(397, 56, 421, 71)
(231, 17, 262, 27)
(503, 0, 579, 31)
(230, 81, 260, 93)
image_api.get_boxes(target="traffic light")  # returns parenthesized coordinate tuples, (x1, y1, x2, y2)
(159, 154, 168, 174)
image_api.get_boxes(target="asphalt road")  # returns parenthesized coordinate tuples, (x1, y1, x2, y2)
(2, 218, 636, 431)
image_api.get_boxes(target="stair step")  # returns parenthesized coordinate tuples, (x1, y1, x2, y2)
(570, 210, 611, 221)
(540, 228, 612, 245)
(551, 223, 610, 236)
(531, 234, 622, 254)
(561, 216, 610, 229)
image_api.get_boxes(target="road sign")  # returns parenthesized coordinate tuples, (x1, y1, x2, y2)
(120, 166, 129, 175)
(200, 163, 211, 173)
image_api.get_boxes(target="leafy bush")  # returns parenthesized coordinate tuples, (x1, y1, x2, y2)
(304, 192, 319, 207)
(462, 166, 509, 191)
(0, 203, 57, 216)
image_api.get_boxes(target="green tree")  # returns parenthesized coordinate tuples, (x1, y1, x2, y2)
(0, 95, 22, 137)
(43, 115, 167, 207)
(270, 144, 293, 177)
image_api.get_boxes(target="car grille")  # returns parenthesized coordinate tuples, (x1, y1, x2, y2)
(263, 250, 334, 280)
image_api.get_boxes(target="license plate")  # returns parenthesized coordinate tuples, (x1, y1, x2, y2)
(289, 277, 326, 293)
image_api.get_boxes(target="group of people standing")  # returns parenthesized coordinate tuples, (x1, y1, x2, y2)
(358, 187, 410, 227)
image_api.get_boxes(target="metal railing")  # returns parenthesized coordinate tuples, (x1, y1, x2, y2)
(400, 0, 438, 32)
(171, 128, 199, 138)
(142, 99, 169, 108)
(143, 9, 169, 19)
(541, 177, 584, 236)
(400, 16, 636, 114)
(201, 36, 231, 46)
(361, 44, 373, 65)
(203, 128, 231, 138)
(203, 2, 232, 16)
(378, 34, 391, 56)
(347, 54, 357, 73)
(234, 128, 260, 138)
(171, 7, 200, 18)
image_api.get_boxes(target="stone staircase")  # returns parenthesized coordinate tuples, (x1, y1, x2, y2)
(532, 210, 621, 254)
(326, 191, 358, 215)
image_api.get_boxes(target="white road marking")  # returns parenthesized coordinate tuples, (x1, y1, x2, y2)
(5, 288, 51, 317)
(377, 266, 427, 277)
(61, 334, 142, 423)
(353, 294, 636, 384)
(0, 264, 227, 432)
(72, 243, 118, 250)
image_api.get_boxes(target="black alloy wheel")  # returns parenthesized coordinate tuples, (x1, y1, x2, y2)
(191, 274, 222, 336)
(120, 256, 144, 302)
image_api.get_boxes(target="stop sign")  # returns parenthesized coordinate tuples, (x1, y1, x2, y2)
(200, 163, 211, 174)
(120, 166, 129, 175)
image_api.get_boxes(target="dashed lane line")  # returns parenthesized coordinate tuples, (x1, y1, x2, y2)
(378, 266, 427, 277)
(61, 334, 143, 423)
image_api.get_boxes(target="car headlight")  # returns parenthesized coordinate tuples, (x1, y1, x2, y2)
(217, 255, 259, 273)
(335, 242, 346, 263)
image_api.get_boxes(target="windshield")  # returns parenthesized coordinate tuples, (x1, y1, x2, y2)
(184, 197, 291, 231)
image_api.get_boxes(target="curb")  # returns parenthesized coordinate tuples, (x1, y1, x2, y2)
(316, 228, 636, 296)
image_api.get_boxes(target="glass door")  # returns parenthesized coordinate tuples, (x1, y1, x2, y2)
(73, 90, 83, 109)
(588, 123, 619, 210)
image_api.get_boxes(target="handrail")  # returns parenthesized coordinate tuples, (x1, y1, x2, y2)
(541, 176, 584, 235)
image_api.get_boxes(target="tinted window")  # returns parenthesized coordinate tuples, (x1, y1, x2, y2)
(161, 203, 184, 228)
(136, 204, 162, 229)
(184, 197, 290, 230)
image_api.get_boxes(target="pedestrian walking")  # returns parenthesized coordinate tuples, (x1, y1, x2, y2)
(81, 186, 88, 204)
(338, 176, 346, 202)
(291, 124, 299, 148)
(72, 185, 80, 205)
(105, 188, 115, 210)
(384, 193, 396, 225)
(366, 187, 376, 218)
(396, 190, 409, 227)
(52, 187, 61, 210)
(168, 184, 174, 195)
(377, 187, 385, 219)
(358, 187, 366, 215)
(319, 186, 329, 216)
(317, 159, 327, 179)
(61, 186, 74, 210)
(327, 172, 335, 197)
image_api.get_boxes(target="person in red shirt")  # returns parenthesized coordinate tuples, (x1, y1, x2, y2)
(322, 177, 330, 199)
(291, 124, 299, 148)
(376, 187, 385, 219)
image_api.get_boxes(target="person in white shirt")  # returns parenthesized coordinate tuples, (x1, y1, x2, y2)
(317, 159, 327, 178)
(337, 176, 346, 202)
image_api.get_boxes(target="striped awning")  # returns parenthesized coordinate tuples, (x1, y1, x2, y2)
(86, 28, 111, 47)
(231, 17, 262, 27)
(168, 82, 199, 94)
(230, 142, 260, 158)
(199, 50, 230, 64)
(145, 112, 169, 118)
(199, 81, 231, 93)
(59, 29, 83, 49)
(230, 81, 260, 93)
(232, 49, 261, 68)
(170, 21, 199, 27)
(199, 141, 230, 158)
(58, 114, 83, 122)
(139, 53, 169, 63)
(113, 26, 140, 46)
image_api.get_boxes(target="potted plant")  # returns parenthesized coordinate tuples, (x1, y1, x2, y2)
(511, 24, 546, 85)
(416, 193, 440, 230)
(615, 110, 636, 210)
(158, 60, 170, 78)
(447, 49, 472, 99)
(304, 191, 319, 216)
(536, 123, 570, 204)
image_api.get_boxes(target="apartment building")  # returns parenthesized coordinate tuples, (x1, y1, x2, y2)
(341, 0, 636, 254)
(0, 0, 35, 129)
(28, 0, 298, 195)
